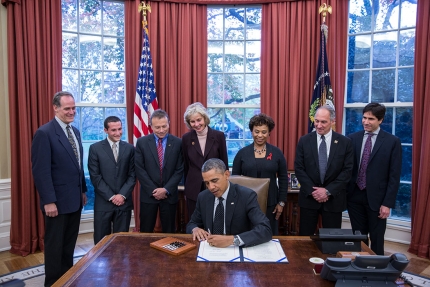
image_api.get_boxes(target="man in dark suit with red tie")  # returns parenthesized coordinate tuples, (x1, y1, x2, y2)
(31, 91, 87, 286)
(294, 105, 354, 236)
(135, 109, 183, 233)
(347, 103, 402, 255)
(88, 116, 136, 244)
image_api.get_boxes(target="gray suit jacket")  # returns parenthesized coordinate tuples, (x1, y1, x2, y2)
(186, 183, 272, 247)
(88, 139, 136, 212)
(135, 134, 184, 204)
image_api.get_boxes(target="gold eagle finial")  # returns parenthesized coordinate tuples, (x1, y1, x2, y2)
(138, 1, 151, 21)
(319, 3, 332, 23)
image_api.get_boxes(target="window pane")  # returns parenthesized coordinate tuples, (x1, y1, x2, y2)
(63, 33, 78, 68)
(391, 183, 411, 220)
(224, 74, 244, 104)
(207, 74, 223, 105)
(208, 41, 223, 73)
(400, 145, 412, 182)
(245, 41, 260, 72)
(103, 1, 124, 36)
(80, 35, 102, 70)
(245, 8, 261, 40)
(104, 72, 125, 103)
(227, 141, 245, 167)
(395, 107, 413, 143)
(80, 71, 102, 103)
(380, 107, 393, 134)
(62, 0, 77, 32)
(373, 32, 397, 68)
(371, 69, 395, 103)
(348, 35, 370, 69)
(225, 108, 246, 140)
(399, 29, 415, 66)
(397, 68, 414, 102)
(244, 74, 260, 105)
(208, 8, 223, 40)
(346, 71, 369, 103)
(81, 107, 104, 140)
(62, 69, 79, 98)
(348, 0, 372, 33)
(103, 37, 125, 71)
(79, 0, 102, 34)
(224, 8, 245, 40)
(400, 1, 417, 29)
(375, 0, 398, 31)
(225, 41, 245, 73)
(344, 108, 363, 135)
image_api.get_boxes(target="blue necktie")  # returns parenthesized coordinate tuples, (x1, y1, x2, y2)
(319, 135, 327, 183)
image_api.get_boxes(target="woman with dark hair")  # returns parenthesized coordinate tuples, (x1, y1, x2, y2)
(232, 113, 288, 235)
(182, 102, 228, 219)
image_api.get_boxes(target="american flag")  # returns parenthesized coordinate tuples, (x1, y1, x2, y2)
(308, 23, 334, 133)
(133, 21, 158, 144)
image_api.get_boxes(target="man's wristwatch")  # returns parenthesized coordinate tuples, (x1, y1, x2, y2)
(278, 201, 285, 207)
(325, 189, 331, 197)
(233, 235, 240, 246)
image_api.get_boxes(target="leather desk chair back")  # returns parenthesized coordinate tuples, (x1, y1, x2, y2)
(228, 175, 270, 214)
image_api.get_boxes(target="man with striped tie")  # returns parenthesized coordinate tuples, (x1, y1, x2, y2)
(294, 105, 354, 236)
(347, 103, 402, 255)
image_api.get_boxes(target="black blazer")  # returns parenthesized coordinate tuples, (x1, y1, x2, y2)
(347, 129, 402, 211)
(186, 183, 272, 247)
(294, 131, 353, 212)
(88, 139, 135, 212)
(232, 143, 288, 206)
(182, 127, 228, 201)
(31, 119, 87, 214)
(135, 134, 184, 204)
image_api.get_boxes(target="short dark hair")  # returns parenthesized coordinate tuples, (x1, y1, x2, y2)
(150, 109, 169, 125)
(104, 116, 122, 129)
(52, 91, 74, 107)
(248, 113, 275, 132)
(201, 158, 226, 174)
(363, 103, 386, 121)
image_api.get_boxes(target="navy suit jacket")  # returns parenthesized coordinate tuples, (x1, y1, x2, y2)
(88, 139, 135, 212)
(232, 143, 288, 206)
(31, 119, 87, 214)
(135, 134, 183, 204)
(186, 183, 272, 247)
(347, 129, 402, 211)
(294, 131, 353, 212)
(182, 127, 228, 201)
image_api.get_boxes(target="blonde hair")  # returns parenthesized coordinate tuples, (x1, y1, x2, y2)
(183, 102, 210, 129)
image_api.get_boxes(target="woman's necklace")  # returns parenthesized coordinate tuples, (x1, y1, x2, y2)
(254, 145, 266, 155)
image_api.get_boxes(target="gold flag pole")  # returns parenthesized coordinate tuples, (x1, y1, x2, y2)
(138, 1, 152, 27)
(319, 3, 332, 41)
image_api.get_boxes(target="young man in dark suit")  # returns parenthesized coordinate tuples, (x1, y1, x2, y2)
(135, 109, 184, 233)
(187, 158, 272, 248)
(88, 116, 136, 244)
(347, 103, 402, 255)
(31, 91, 87, 286)
(294, 105, 354, 236)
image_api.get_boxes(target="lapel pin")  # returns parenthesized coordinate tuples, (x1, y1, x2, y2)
(231, 202, 234, 205)
(192, 142, 195, 145)
(334, 140, 338, 144)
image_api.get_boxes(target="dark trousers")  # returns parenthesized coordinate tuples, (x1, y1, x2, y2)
(140, 201, 177, 233)
(185, 197, 197, 222)
(299, 205, 342, 236)
(266, 204, 279, 236)
(347, 184, 386, 255)
(44, 209, 81, 287)
(93, 209, 132, 244)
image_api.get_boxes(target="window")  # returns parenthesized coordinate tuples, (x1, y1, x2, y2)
(62, 0, 126, 212)
(344, 0, 416, 220)
(207, 7, 262, 167)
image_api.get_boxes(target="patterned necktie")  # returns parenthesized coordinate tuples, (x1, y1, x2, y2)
(157, 138, 163, 183)
(112, 142, 118, 162)
(357, 133, 374, 190)
(66, 125, 79, 165)
(213, 197, 224, 235)
(318, 135, 328, 184)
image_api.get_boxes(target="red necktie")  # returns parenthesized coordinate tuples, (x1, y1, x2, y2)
(157, 138, 163, 183)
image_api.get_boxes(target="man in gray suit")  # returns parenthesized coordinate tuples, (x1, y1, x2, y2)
(88, 116, 136, 244)
(135, 109, 184, 233)
(187, 158, 272, 248)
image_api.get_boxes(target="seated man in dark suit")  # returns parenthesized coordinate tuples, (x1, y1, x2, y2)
(186, 158, 272, 248)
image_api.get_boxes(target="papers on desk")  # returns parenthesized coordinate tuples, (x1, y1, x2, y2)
(197, 239, 288, 263)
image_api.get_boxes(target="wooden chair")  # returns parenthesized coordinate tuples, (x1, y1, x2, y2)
(228, 175, 270, 214)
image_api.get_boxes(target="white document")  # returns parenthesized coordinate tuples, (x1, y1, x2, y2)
(197, 240, 241, 262)
(242, 239, 288, 263)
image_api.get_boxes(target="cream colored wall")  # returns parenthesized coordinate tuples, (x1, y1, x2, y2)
(0, 5, 11, 179)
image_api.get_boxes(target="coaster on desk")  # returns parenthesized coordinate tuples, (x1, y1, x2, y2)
(150, 237, 196, 256)
(309, 257, 324, 264)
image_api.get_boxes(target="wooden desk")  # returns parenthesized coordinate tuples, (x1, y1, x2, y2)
(54, 233, 372, 287)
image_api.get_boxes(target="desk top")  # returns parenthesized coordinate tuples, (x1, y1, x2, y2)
(54, 233, 372, 287)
